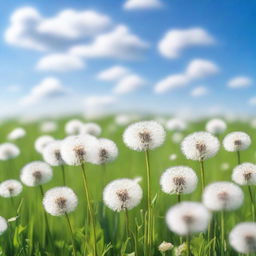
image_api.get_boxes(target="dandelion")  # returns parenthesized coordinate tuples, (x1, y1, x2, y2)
(175, 243, 187, 256)
(0, 179, 22, 198)
(221, 162, 230, 171)
(0, 143, 20, 160)
(0, 216, 8, 235)
(229, 222, 256, 254)
(7, 127, 26, 140)
(65, 119, 84, 135)
(223, 131, 251, 164)
(172, 132, 184, 144)
(158, 241, 174, 254)
(82, 122, 102, 136)
(160, 166, 198, 202)
(40, 121, 58, 133)
(205, 118, 227, 135)
(35, 135, 55, 154)
(181, 132, 220, 190)
(166, 118, 187, 132)
(169, 154, 177, 161)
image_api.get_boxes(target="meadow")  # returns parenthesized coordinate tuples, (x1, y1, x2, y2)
(0, 115, 255, 256)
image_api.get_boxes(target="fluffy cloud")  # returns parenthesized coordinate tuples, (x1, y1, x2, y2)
(5, 7, 112, 51)
(97, 66, 130, 81)
(70, 25, 149, 60)
(114, 74, 146, 94)
(124, 0, 163, 10)
(85, 95, 116, 107)
(227, 76, 252, 88)
(191, 86, 209, 97)
(20, 77, 67, 105)
(249, 97, 256, 106)
(158, 28, 215, 58)
(36, 54, 85, 72)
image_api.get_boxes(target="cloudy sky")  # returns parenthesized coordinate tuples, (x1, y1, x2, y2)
(1, 0, 255, 119)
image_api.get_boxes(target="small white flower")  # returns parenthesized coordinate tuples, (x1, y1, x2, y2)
(202, 181, 244, 211)
(90, 138, 118, 165)
(0, 143, 20, 160)
(205, 118, 227, 135)
(43, 186, 78, 216)
(160, 166, 198, 195)
(43, 140, 65, 166)
(82, 122, 101, 136)
(223, 132, 251, 152)
(166, 118, 187, 132)
(175, 243, 187, 256)
(40, 121, 58, 133)
(7, 128, 26, 140)
(35, 135, 55, 154)
(232, 163, 256, 185)
(229, 222, 256, 254)
(0, 179, 22, 198)
(61, 135, 98, 166)
(0, 216, 8, 235)
(181, 132, 220, 161)
(172, 132, 184, 144)
(103, 178, 143, 212)
(166, 202, 211, 236)
(20, 161, 53, 187)
(123, 121, 166, 151)
(158, 241, 174, 252)
(221, 162, 230, 171)
(65, 119, 84, 135)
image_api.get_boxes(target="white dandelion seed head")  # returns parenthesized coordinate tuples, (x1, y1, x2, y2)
(65, 119, 84, 135)
(223, 132, 251, 152)
(232, 163, 256, 185)
(166, 202, 211, 236)
(221, 162, 230, 171)
(0, 143, 20, 160)
(82, 122, 102, 137)
(181, 132, 220, 161)
(61, 135, 98, 166)
(0, 179, 23, 198)
(160, 166, 198, 195)
(40, 121, 58, 133)
(20, 161, 53, 187)
(158, 241, 174, 252)
(103, 178, 143, 212)
(202, 181, 244, 211)
(43, 186, 78, 216)
(0, 216, 8, 235)
(7, 127, 26, 140)
(229, 222, 256, 254)
(172, 132, 184, 144)
(206, 118, 227, 135)
(34, 135, 55, 154)
(90, 138, 118, 165)
(169, 154, 177, 161)
(42, 140, 65, 166)
(123, 121, 166, 151)
(166, 118, 187, 132)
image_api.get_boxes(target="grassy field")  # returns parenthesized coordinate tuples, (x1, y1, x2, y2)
(0, 116, 255, 256)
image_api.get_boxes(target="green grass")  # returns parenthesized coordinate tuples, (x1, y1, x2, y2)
(0, 116, 255, 256)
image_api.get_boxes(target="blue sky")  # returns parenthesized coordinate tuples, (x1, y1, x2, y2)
(0, 0, 256, 120)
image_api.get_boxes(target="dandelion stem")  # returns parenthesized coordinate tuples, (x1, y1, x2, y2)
(220, 211, 225, 256)
(177, 193, 181, 203)
(125, 208, 130, 241)
(248, 185, 255, 221)
(236, 151, 241, 165)
(199, 160, 206, 192)
(81, 163, 97, 256)
(61, 165, 66, 186)
(187, 235, 191, 256)
(65, 213, 77, 256)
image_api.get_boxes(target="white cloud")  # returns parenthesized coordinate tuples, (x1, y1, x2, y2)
(158, 28, 215, 58)
(124, 0, 163, 10)
(97, 66, 130, 81)
(114, 74, 146, 94)
(228, 76, 252, 88)
(249, 97, 256, 106)
(36, 54, 85, 72)
(191, 86, 209, 97)
(70, 25, 149, 60)
(84, 95, 116, 107)
(5, 7, 112, 51)
(20, 77, 67, 105)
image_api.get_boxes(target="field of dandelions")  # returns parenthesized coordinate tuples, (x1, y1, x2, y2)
(0, 115, 256, 256)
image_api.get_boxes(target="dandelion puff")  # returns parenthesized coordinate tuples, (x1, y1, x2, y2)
(82, 122, 102, 137)
(223, 131, 251, 152)
(0, 179, 22, 198)
(172, 132, 184, 144)
(7, 128, 26, 140)
(123, 121, 166, 151)
(0, 143, 20, 160)
(0, 216, 8, 235)
(229, 222, 256, 254)
(158, 241, 174, 253)
(166, 201, 211, 236)
(65, 119, 84, 135)
(61, 135, 98, 166)
(103, 178, 143, 212)
(90, 138, 118, 165)
(43, 186, 78, 216)
(206, 118, 227, 135)
(232, 163, 256, 185)
(40, 121, 58, 133)
(221, 162, 230, 171)
(169, 154, 177, 161)
(166, 118, 187, 132)
(160, 166, 198, 195)
(202, 181, 244, 211)
(43, 140, 65, 166)
(181, 131, 220, 161)
(20, 161, 53, 187)
(35, 135, 55, 154)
